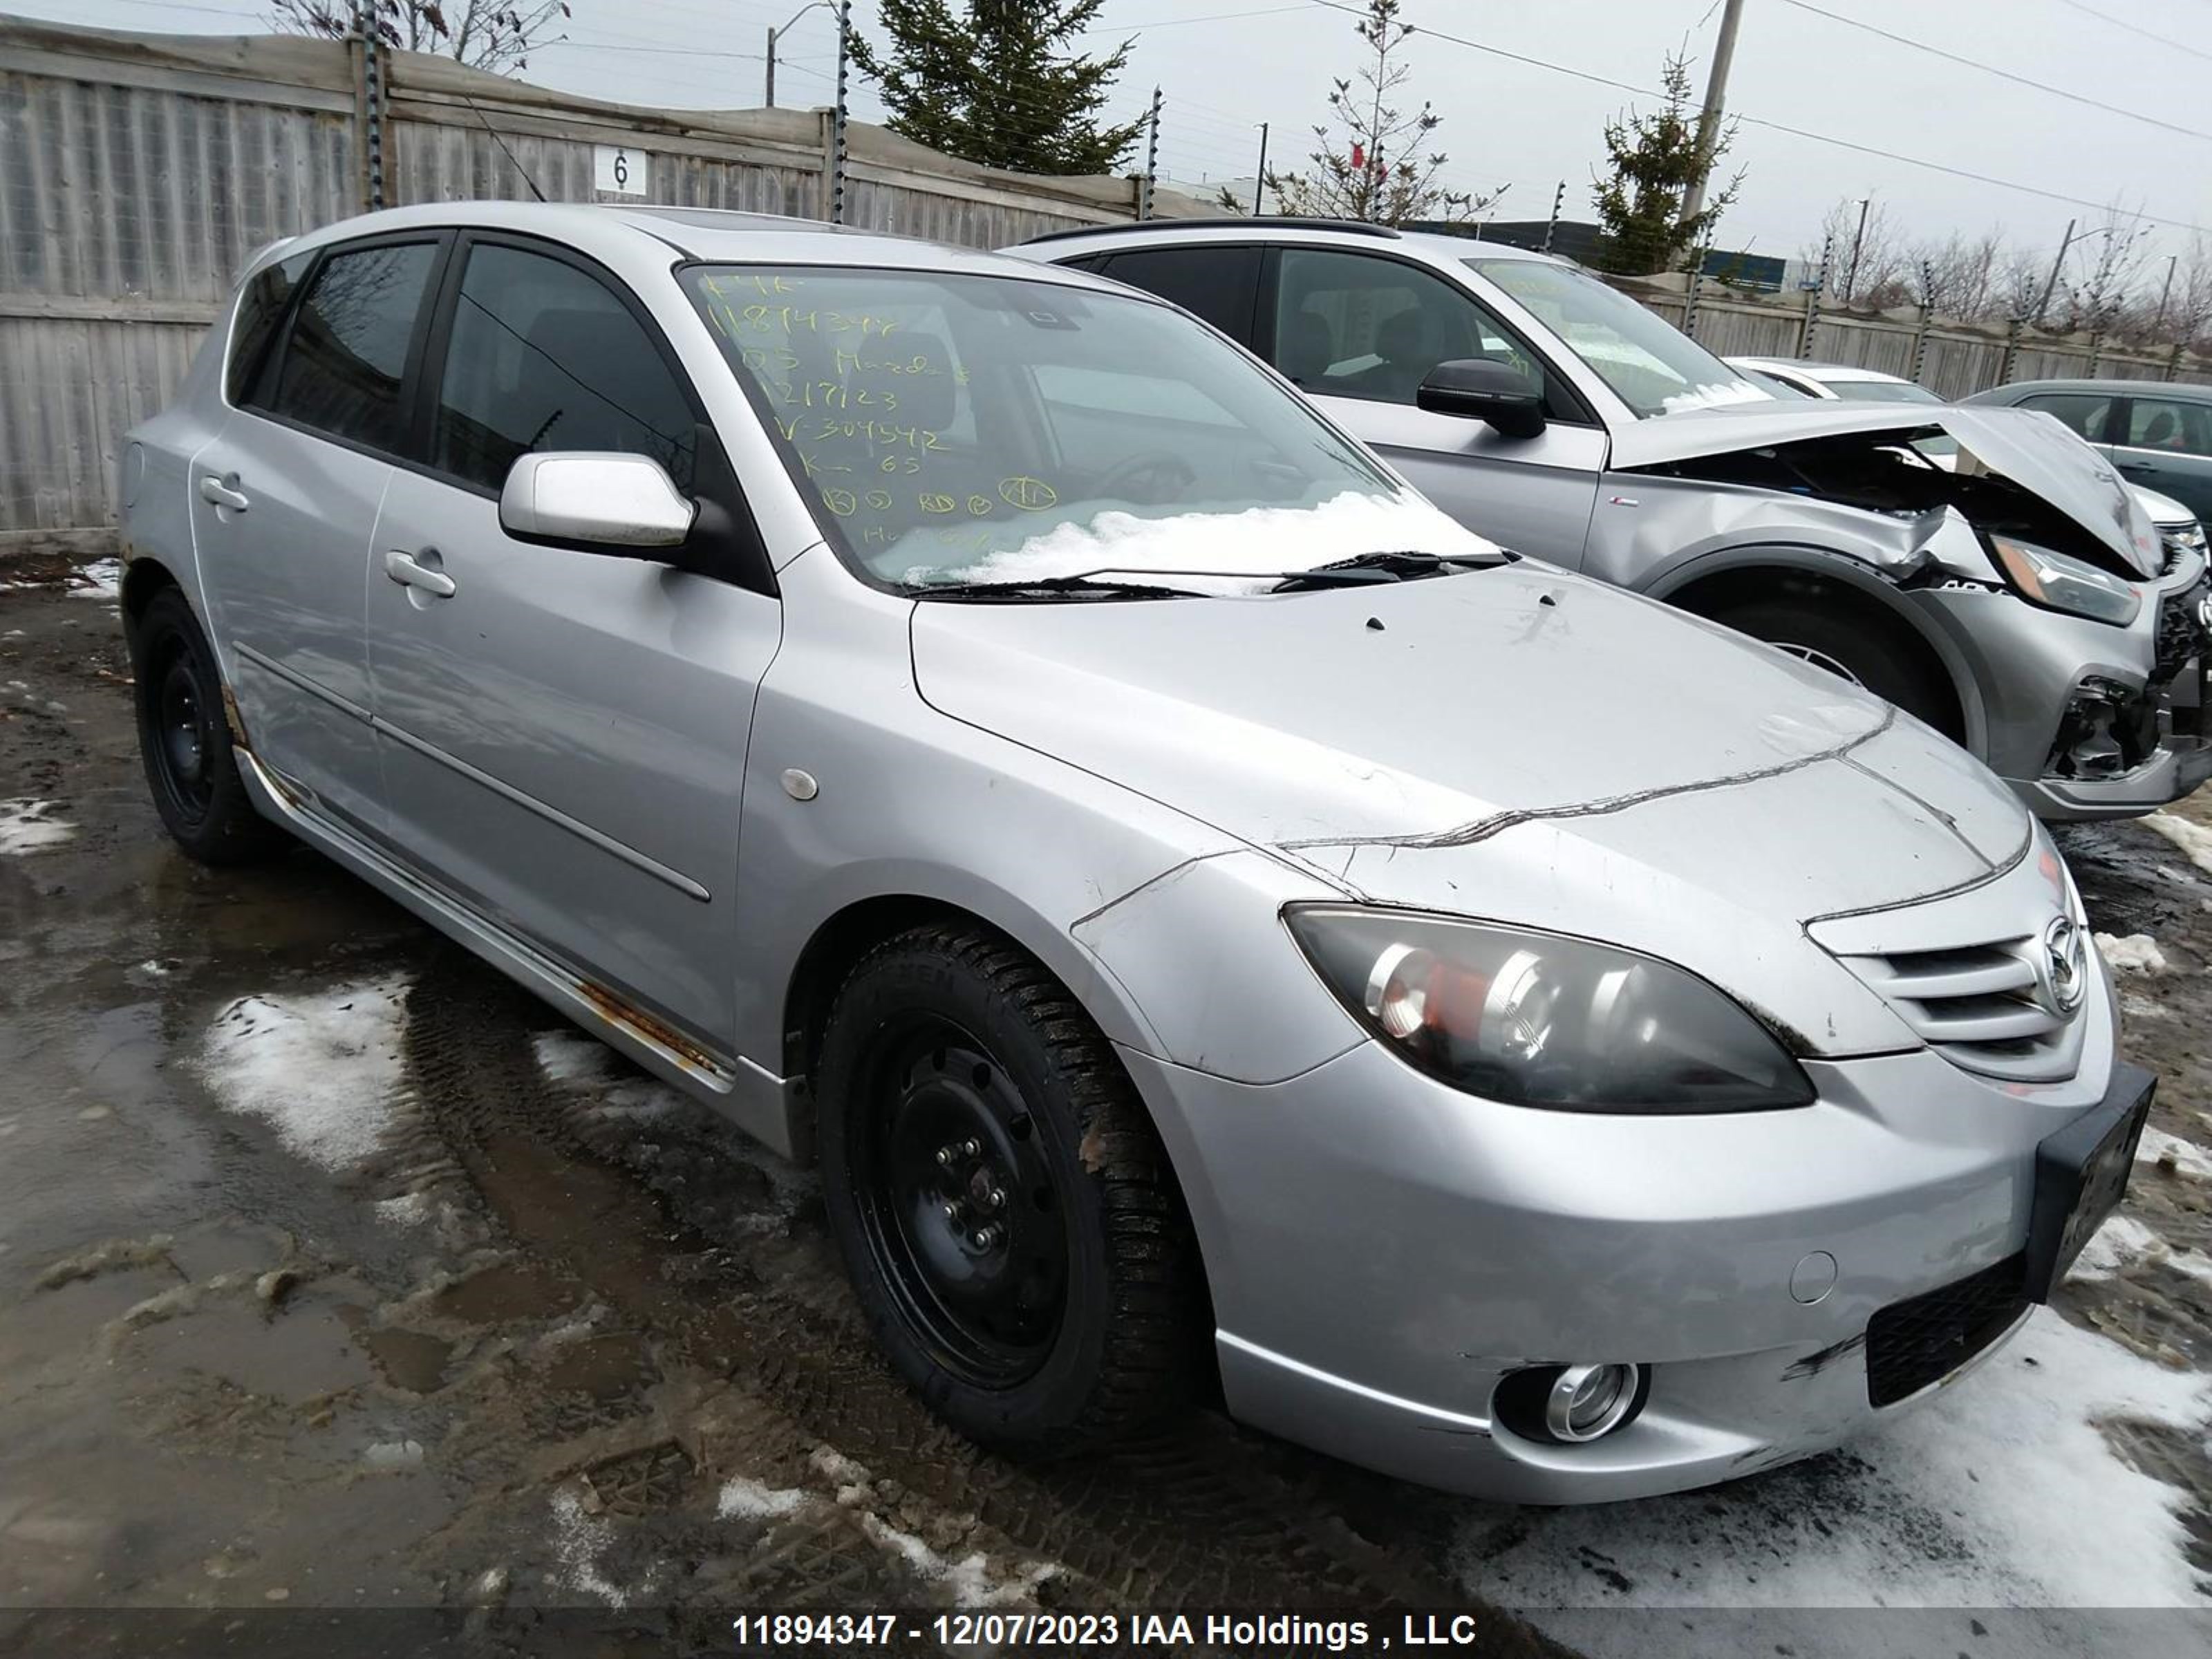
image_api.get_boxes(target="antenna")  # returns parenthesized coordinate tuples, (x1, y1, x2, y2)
(458, 91, 548, 204)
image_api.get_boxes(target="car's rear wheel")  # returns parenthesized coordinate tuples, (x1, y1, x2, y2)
(127, 588, 288, 865)
(1705, 591, 1962, 740)
(816, 922, 1203, 1451)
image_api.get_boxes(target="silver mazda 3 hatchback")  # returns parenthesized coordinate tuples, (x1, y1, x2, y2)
(117, 203, 2153, 1503)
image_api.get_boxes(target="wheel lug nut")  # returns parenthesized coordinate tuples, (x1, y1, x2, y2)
(941, 1201, 962, 1222)
(970, 1227, 996, 1249)
(984, 1187, 1006, 1210)
(935, 1147, 955, 1167)
(960, 1138, 980, 1157)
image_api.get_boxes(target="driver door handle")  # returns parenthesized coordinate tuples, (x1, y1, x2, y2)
(384, 550, 456, 599)
(198, 474, 250, 512)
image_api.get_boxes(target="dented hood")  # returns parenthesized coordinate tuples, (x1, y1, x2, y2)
(911, 561, 2030, 928)
(1614, 402, 2163, 577)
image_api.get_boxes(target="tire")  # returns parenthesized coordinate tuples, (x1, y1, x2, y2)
(126, 588, 289, 865)
(816, 922, 1203, 1452)
(1705, 590, 1962, 740)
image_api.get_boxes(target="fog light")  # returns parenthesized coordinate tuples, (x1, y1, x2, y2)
(1546, 1363, 1641, 1442)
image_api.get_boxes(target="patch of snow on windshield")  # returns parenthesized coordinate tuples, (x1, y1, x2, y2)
(1658, 378, 1772, 415)
(923, 489, 1498, 594)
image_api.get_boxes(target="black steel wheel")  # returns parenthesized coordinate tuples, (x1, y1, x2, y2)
(847, 1017, 1070, 1389)
(126, 587, 289, 865)
(817, 922, 1205, 1451)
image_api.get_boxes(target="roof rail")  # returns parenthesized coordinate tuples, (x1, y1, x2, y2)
(1021, 216, 1404, 245)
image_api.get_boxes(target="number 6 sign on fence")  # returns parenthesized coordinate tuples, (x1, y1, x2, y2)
(593, 144, 649, 198)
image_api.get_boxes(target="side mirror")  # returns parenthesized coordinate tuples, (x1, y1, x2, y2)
(1417, 359, 1546, 439)
(498, 451, 696, 551)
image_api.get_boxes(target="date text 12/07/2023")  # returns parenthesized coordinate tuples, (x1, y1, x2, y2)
(730, 1612, 1485, 1649)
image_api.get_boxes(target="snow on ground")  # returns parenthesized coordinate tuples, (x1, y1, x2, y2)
(2073, 1213, 2212, 1288)
(2096, 932, 2168, 973)
(0, 798, 75, 854)
(1454, 1309, 2211, 1613)
(66, 557, 121, 601)
(715, 1477, 807, 1521)
(198, 978, 409, 1172)
(530, 1029, 686, 1123)
(2137, 1127, 2212, 1181)
(2142, 811, 2212, 879)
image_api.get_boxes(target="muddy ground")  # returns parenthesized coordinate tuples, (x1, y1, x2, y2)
(1, 570, 2209, 1658)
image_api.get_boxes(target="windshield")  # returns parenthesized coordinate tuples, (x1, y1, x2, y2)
(1823, 377, 1942, 405)
(1468, 259, 1766, 419)
(684, 265, 1489, 593)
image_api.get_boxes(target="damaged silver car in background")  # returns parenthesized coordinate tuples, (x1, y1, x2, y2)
(1014, 222, 2212, 820)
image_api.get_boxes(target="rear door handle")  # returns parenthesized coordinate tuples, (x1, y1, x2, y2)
(384, 550, 456, 599)
(198, 474, 250, 512)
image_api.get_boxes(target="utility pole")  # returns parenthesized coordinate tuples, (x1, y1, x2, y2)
(1843, 196, 1871, 303)
(1678, 0, 1745, 229)
(2034, 217, 2078, 328)
(1541, 178, 1565, 254)
(766, 1, 829, 108)
(827, 0, 850, 223)
(1138, 86, 1162, 221)
(1251, 122, 1268, 216)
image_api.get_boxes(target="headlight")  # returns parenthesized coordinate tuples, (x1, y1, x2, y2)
(1989, 535, 2141, 626)
(2164, 520, 2207, 559)
(1285, 906, 1815, 1114)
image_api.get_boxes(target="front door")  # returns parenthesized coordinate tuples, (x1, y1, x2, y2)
(1263, 245, 1606, 563)
(193, 236, 448, 833)
(363, 235, 780, 1047)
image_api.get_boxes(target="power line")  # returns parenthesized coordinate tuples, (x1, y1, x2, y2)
(2048, 0, 2212, 65)
(1298, 0, 2212, 238)
(1776, 0, 2212, 147)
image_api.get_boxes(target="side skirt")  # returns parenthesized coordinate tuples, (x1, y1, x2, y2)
(232, 746, 803, 1161)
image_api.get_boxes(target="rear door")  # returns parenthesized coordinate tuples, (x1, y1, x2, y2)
(1257, 245, 1605, 564)
(362, 232, 780, 1049)
(1089, 243, 1262, 346)
(2109, 393, 2212, 523)
(191, 234, 449, 834)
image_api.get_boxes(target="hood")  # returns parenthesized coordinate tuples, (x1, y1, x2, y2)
(1614, 402, 2162, 577)
(912, 561, 2030, 939)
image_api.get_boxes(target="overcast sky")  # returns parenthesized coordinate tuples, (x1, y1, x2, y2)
(20, 0, 2212, 274)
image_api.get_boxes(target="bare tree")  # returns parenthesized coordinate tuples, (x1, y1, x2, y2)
(1910, 229, 2003, 319)
(272, 1, 571, 74)
(1265, 0, 1503, 226)
(2057, 199, 2155, 334)
(1801, 196, 1906, 306)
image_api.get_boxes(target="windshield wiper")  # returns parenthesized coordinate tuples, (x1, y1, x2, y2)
(911, 574, 1204, 601)
(1269, 549, 1499, 592)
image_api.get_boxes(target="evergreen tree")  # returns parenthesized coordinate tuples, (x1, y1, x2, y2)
(1264, 0, 1500, 227)
(848, 1, 1146, 176)
(1590, 50, 1741, 275)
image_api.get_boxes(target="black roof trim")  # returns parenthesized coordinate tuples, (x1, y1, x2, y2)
(1021, 216, 1404, 245)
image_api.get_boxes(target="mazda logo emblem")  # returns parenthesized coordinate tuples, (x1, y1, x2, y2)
(2038, 917, 2087, 1018)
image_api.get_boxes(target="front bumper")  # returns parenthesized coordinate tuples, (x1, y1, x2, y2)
(1123, 966, 2126, 1504)
(1915, 550, 2211, 821)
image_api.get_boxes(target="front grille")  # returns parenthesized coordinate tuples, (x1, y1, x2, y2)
(1835, 937, 2083, 1082)
(1866, 1253, 2027, 1408)
(2155, 572, 2209, 686)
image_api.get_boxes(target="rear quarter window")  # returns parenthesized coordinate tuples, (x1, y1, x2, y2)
(226, 252, 312, 406)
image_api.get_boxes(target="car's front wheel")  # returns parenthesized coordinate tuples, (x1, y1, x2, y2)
(126, 588, 288, 865)
(816, 922, 1203, 1451)
(1705, 590, 1964, 741)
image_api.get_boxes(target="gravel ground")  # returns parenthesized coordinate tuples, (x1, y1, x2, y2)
(0, 568, 2207, 1658)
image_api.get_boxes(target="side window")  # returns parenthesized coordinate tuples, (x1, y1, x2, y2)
(1271, 246, 1546, 410)
(2019, 392, 2113, 442)
(227, 252, 312, 406)
(1098, 246, 1262, 345)
(268, 241, 440, 452)
(433, 243, 697, 494)
(2121, 397, 2212, 457)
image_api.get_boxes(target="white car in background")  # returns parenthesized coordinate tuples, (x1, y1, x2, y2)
(1727, 357, 2207, 559)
